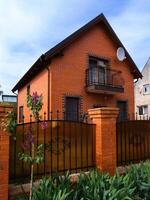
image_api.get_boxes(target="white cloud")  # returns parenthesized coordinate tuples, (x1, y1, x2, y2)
(0, 0, 150, 95)
(110, 0, 150, 69)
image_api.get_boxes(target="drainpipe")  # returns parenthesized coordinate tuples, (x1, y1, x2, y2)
(46, 66, 50, 120)
(12, 91, 18, 121)
(40, 54, 50, 120)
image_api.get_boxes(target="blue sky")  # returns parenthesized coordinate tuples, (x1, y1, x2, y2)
(0, 0, 150, 94)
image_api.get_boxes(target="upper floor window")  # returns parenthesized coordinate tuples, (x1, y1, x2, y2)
(143, 84, 150, 94)
(27, 85, 30, 95)
(89, 56, 108, 85)
(19, 106, 24, 123)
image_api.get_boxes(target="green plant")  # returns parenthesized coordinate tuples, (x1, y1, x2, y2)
(6, 109, 17, 134)
(126, 161, 150, 199)
(0, 107, 17, 135)
(32, 172, 72, 200)
(18, 129, 44, 200)
(19, 91, 45, 200)
(16, 164, 150, 200)
(27, 92, 43, 121)
(71, 170, 135, 200)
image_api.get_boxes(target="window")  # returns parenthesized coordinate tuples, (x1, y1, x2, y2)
(65, 97, 80, 121)
(27, 85, 30, 95)
(138, 105, 148, 115)
(2, 95, 17, 102)
(19, 106, 24, 123)
(89, 56, 107, 85)
(143, 84, 150, 94)
(117, 101, 127, 121)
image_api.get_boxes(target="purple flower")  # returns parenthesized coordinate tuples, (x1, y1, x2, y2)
(32, 92, 40, 106)
(41, 121, 47, 130)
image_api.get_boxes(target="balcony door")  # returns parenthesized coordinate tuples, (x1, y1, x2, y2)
(65, 97, 79, 121)
(89, 57, 107, 85)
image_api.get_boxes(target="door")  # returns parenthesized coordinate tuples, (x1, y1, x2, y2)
(117, 101, 127, 121)
(65, 97, 79, 121)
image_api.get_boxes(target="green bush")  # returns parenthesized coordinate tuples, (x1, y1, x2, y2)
(126, 161, 150, 199)
(71, 171, 135, 200)
(16, 161, 150, 200)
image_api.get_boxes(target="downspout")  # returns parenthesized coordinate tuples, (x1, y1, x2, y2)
(12, 91, 18, 121)
(46, 66, 50, 120)
(40, 54, 50, 120)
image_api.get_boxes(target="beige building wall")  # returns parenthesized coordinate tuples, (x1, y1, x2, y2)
(135, 58, 150, 118)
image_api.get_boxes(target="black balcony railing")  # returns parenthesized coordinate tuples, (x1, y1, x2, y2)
(85, 67, 124, 93)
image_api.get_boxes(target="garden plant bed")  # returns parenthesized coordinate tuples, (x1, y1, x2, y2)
(13, 160, 150, 200)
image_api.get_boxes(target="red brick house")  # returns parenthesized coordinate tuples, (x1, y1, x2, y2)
(12, 13, 142, 122)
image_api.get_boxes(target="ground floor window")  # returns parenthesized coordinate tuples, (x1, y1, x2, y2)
(117, 101, 127, 121)
(138, 105, 148, 115)
(65, 97, 80, 121)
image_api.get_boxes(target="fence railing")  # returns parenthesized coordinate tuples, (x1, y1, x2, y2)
(117, 113, 150, 122)
(116, 120, 150, 166)
(85, 67, 124, 88)
(9, 119, 96, 183)
(19, 111, 90, 124)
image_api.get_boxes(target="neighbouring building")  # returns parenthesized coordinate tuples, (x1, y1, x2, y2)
(2, 95, 17, 103)
(12, 13, 142, 123)
(135, 58, 150, 118)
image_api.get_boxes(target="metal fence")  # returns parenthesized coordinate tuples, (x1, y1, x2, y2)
(116, 120, 150, 166)
(9, 118, 96, 183)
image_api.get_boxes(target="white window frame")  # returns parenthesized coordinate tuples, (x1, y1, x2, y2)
(143, 84, 150, 94)
(138, 105, 148, 115)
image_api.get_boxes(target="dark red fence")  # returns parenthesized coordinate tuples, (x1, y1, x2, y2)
(116, 120, 150, 166)
(9, 119, 96, 183)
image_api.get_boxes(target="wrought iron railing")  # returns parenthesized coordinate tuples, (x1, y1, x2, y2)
(85, 67, 124, 89)
(9, 113, 96, 183)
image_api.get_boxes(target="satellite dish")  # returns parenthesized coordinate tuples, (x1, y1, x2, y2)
(117, 47, 126, 61)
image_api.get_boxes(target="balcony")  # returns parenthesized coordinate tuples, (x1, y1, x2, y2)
(85, 67, 124, 95)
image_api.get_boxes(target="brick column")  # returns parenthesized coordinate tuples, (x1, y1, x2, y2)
(0, 105, 13, 200)
(88, 107, 119, 175)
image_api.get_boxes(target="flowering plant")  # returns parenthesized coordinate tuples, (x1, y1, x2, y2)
(19, 91, 45, 200)
(19, 128, 44, 200)
(27, 92, 43, 121)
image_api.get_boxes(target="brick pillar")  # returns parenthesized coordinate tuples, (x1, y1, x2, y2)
(0, 105, 13, 200)
(88, 107, 119, 175)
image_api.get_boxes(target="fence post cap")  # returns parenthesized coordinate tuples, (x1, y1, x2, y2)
(88, 107, 119, 119)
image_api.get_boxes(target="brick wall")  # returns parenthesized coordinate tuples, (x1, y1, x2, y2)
(88, 107, 119, 175)
(0, 105, 13, 200)
(18, 22, 135, 122)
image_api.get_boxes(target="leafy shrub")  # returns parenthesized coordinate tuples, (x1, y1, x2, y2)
(71, 170, 135, 200)
(32, 172, 72, 200)
(126, 161, 150, 199)
(16, 161, 150, 200)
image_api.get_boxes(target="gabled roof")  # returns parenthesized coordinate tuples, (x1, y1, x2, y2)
(12, 13, 142, 92)
(141, 57, 150, 74)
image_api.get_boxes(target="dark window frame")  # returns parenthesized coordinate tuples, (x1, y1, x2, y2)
(88, 56, 108, 85)
(64, 96, 80, 121)
(19, 106, 24, 123)
(27, 85, 30, 95)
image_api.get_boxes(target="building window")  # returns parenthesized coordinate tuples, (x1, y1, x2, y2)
(2, 95, 17, 103)
(143, 84, 150, 94)
(19, 106, 24, 123)
(65, 97, 80, 121)
(27, 85, 30, 95)
(138, 105, 148, 115)
(89, 56, 108, 85)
